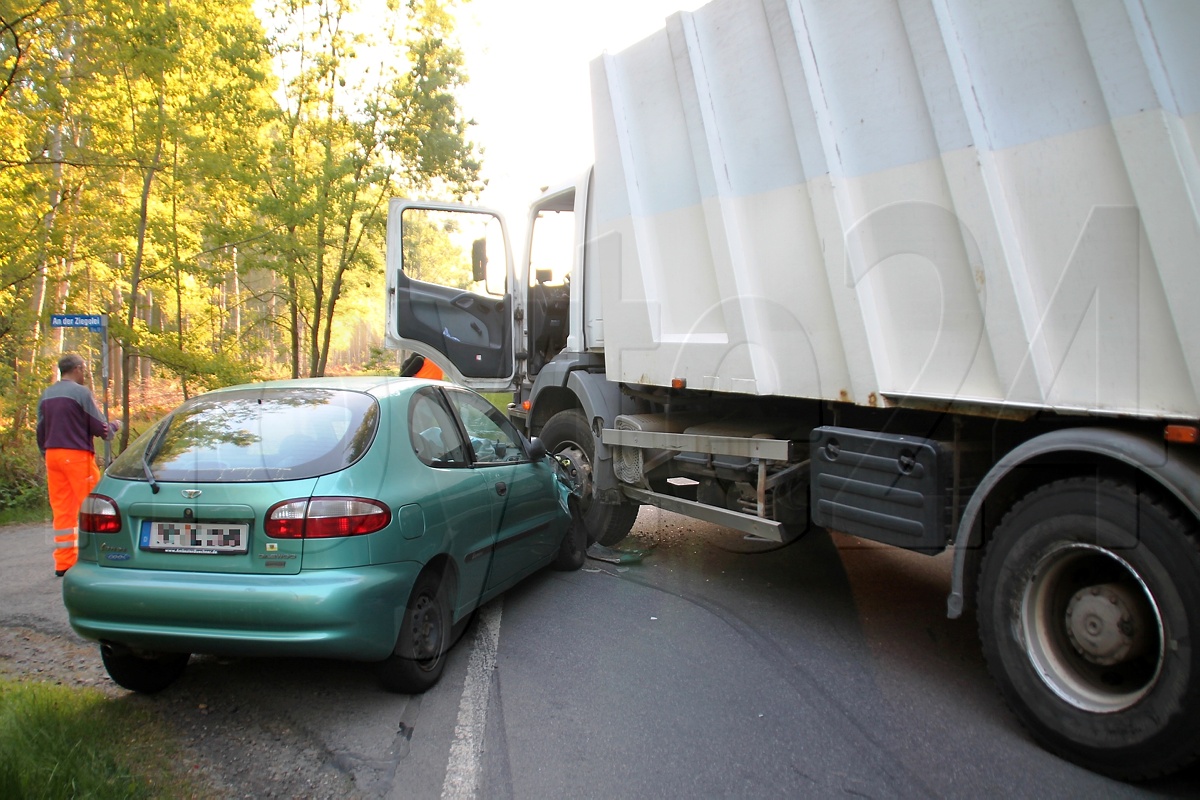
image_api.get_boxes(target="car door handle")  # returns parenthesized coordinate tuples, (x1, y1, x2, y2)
(495, 481, 508, 497)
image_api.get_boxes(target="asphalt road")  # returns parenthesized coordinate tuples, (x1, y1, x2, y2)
(3, 511, 1199, 798)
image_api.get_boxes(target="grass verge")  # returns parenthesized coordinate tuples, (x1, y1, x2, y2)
(0, 677, 205, 799)
(481, 392, 512, 412)
(0, 501, 50, 527)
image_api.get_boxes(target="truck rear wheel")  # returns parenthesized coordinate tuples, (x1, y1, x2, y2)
(539, 409, 638, 546)
(977, 477, 1200, 779)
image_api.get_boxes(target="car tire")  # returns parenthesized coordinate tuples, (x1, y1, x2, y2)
(977, 477, 1200, 779)
(539, 409, 638, 546)
(377, 570, 452, 694)
(100, 645, 189, 694)
(552, 497, 587, 571)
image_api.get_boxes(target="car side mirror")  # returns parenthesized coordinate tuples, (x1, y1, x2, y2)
(527, 437, 547, 462)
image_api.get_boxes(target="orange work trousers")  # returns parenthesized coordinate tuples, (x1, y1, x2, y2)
(44, 448, 100, 572)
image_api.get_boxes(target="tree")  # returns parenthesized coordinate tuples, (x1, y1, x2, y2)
(258, 0, 481, 378)
(0, 0, 277, 450)
(0, 0, 484, 467)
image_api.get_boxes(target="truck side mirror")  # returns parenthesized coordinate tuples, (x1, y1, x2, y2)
(472, 238, 488, 283)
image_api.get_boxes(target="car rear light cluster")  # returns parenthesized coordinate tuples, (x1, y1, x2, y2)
(80, 494, 122, 533)
(264, 497, 391, 539)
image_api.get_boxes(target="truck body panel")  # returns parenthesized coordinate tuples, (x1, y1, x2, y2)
(588, 0, 1199, 419)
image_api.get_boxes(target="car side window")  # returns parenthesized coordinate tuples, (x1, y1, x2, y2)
(444, 390, 527, 465)
(408, 390, 468, 467)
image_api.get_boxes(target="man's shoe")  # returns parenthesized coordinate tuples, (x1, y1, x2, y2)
(54, 570, 66, 577)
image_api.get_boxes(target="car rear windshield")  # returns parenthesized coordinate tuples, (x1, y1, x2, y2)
(108, 387, 380, 483)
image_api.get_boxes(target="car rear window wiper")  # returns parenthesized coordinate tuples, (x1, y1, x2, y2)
(142, 417, 173, 494)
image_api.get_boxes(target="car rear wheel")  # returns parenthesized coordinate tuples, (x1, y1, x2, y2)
(100, 644, 189, 694)
(377, 570, 451, 694)
(539, 409, 638, 546)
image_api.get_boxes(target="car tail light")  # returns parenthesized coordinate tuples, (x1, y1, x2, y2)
(264, 497, 391, 539)
(80, 494, 121, 534)
(265, 499, 308, 539)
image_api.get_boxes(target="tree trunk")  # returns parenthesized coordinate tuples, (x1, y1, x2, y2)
(231, 247, 241, 340)
(122, 95, 166, 450)
(287, 226, 301, 379)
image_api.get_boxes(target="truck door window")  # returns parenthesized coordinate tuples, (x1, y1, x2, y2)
(401, 208, 506, 296)
(394, 206, 513, 380)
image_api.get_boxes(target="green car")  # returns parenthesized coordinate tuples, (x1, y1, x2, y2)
(63, 377, 584, 694)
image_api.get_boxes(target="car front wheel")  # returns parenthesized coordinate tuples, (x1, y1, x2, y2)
(552, 497, 587, 571)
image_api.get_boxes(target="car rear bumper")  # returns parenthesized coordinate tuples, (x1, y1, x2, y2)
(62, 561, 424, 661)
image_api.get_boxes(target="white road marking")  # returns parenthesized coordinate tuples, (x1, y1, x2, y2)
(441, 599, 503, 800)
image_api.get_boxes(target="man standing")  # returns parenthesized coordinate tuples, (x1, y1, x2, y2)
(36, 353, 120, 576)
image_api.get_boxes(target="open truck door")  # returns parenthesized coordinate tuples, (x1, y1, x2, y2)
(385, 200, 518, 391)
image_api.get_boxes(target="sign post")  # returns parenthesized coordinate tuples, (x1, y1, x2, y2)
(49, 313, 112, 464)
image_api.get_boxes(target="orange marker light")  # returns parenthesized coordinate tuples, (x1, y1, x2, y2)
(522, 400, 531, 411)
(1164, 425, 1199, 444)
(671, 378, 687, 390)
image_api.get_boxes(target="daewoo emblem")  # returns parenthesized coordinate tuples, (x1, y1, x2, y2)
(182, 489, 202, 499)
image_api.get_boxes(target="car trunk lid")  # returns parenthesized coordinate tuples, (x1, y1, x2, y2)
(96, 479, 319, 575)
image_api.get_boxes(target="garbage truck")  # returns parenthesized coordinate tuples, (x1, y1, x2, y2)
(384, 0, 1200, 779)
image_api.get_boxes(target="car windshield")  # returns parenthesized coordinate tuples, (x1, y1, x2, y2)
(108, 387, 379, 483)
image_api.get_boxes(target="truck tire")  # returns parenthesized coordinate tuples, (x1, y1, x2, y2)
(539, 409, 638, 546)
(977, 477, 1200, 779)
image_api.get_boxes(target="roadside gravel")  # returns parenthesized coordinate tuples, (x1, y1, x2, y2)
(0, 523, 361, 799)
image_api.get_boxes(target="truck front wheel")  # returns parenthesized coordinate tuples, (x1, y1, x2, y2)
(539, 409, 638, 546)
(977, 477, 1200, 779)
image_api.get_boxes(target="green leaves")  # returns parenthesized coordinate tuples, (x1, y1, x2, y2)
(1, 0, 483, 446)
(257, 0, 481, 377)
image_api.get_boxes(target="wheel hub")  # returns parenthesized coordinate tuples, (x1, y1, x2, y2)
(1021, 542, 1164, 712)
(1065, 583, 1146, 666)
(411, 596, 441, 662)
(557, 444, 593, 500)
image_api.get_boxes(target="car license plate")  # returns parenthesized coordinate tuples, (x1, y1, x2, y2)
(140, 521, 249, 554)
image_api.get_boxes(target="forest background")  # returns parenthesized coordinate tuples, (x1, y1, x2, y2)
(0, 0, 483, 516)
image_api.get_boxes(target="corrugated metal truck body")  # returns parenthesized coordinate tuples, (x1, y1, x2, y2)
(588, 0, 1199, 419)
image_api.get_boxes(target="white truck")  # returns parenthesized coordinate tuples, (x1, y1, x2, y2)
(385, 0, 1200, 779)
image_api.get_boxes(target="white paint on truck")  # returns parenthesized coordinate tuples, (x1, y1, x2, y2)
(588, 0, 1199, 418)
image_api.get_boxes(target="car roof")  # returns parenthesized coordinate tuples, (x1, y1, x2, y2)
(202, 376, 447, 401)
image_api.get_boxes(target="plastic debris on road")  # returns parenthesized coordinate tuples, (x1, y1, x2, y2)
(586, 543, 653, 564)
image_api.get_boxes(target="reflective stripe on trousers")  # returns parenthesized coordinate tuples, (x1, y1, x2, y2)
(53, 528, 78, 572)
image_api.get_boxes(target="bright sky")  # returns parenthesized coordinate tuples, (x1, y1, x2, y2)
(455, 0, 709, 243)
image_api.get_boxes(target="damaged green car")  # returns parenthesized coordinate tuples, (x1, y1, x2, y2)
(63, 377, 583, 695)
